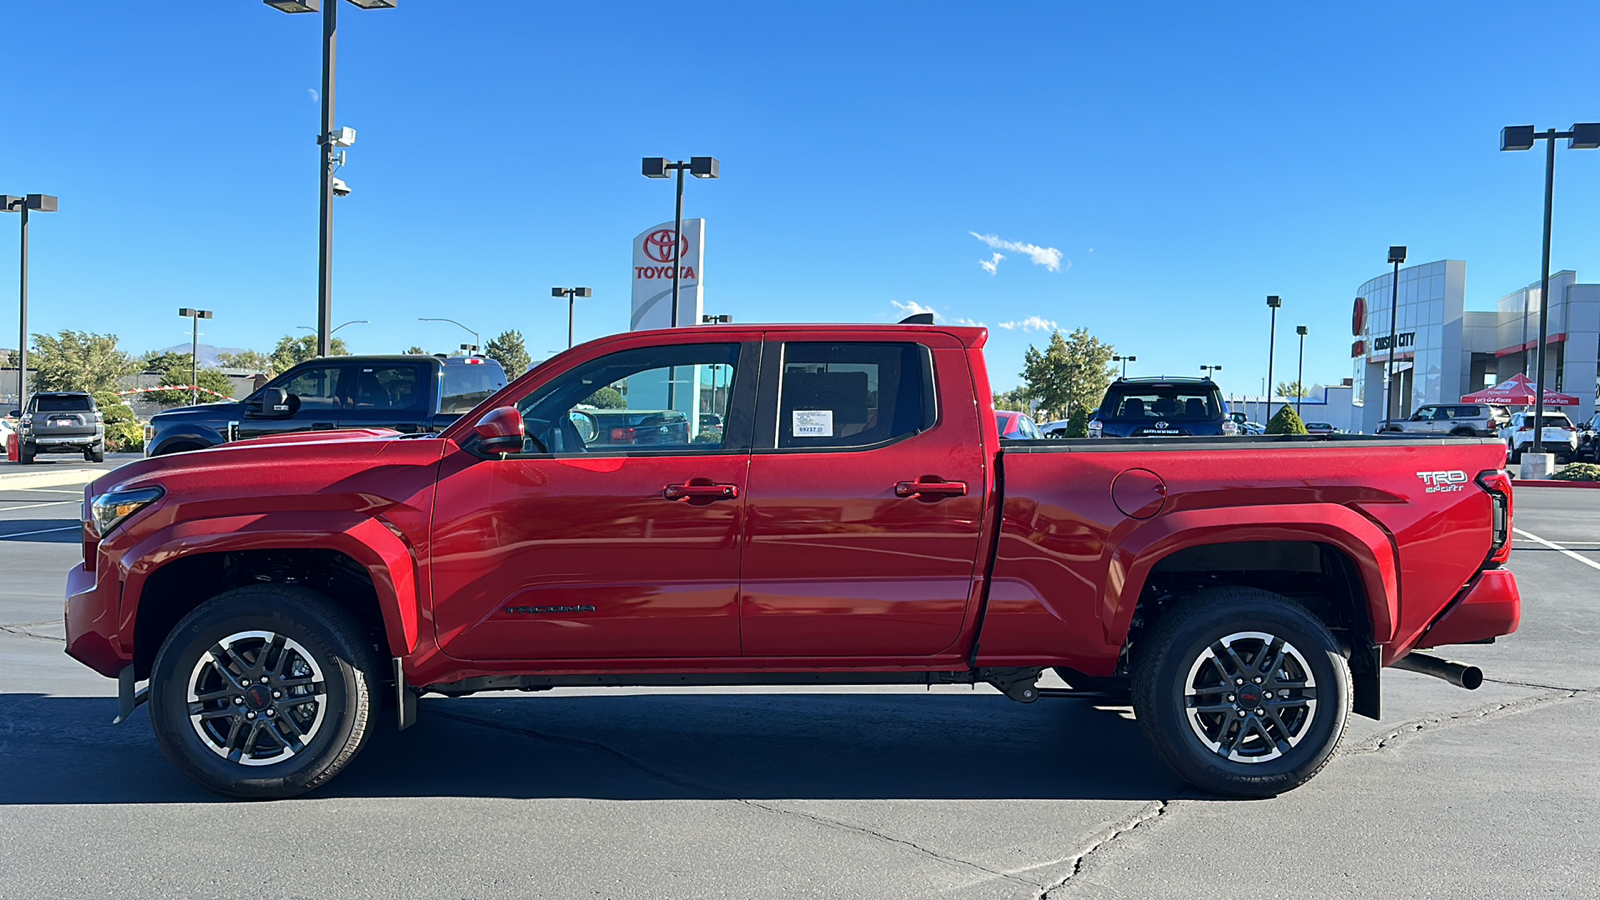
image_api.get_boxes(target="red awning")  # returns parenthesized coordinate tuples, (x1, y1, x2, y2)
(1461, 373, 1579, 406)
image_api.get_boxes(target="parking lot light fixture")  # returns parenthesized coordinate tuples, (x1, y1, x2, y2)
(263, 0, 396, 358)
(419, 317, 479, 352)
(2, 193, 58, 408)
(178, 308, 214, 406)
(1295, 325, 1308, 417)
(1265, 296, 1281, 405)
(1113, 354, 1136, 378)
(1383, 247, 1406, 431)
(1200, 364, 1222, 378)
(1500, 123, 1599, 454)
(640, 156, 720, 331)
(552, 287, 593, 349)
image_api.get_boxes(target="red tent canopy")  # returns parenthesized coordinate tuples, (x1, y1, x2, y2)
(1461, 373, 1579, 407)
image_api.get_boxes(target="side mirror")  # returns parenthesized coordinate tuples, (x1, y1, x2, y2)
(253, 387, 293, 419)
(474, 406, 526, 454)
(6, 410, 18, 418)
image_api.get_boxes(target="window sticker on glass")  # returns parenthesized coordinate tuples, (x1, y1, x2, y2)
(793, 409, 834, 438)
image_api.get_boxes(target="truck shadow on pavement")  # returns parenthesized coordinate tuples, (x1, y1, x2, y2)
(0, 691, 1189, 804)
(0, 518, 81, 543)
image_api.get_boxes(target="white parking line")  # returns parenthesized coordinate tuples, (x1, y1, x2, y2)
(0, 501, 76, 512)
(1, 487, 85, 495)
(0, 525, 79, 539)
(1514, 527, 1600, 573)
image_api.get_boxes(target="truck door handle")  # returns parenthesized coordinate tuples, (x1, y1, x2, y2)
(895, 479, 968, 498)
(663, 482, 740, 501)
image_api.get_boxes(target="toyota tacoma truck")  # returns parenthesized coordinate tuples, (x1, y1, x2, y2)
(65, 322, 1520, 799)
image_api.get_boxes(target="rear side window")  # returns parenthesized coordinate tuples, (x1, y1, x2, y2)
(440, 362, 507, 414)
(1100, 385, 1222, 420)
(34, 395, 94, 412)
(775, 342, 935, 449)
(350, 364, 424, 411)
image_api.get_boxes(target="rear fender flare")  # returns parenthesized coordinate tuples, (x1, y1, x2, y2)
(117, 511, 420, 658)
(1104, 504, 1398, 648)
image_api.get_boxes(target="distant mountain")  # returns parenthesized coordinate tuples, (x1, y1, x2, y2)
(155, 343, 250, 368)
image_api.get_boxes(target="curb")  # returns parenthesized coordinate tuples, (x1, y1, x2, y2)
(1512, 479, 1600, 490)
(0, 468, 103, 490)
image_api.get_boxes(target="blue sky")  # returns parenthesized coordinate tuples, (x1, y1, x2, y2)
(2, 1, 1599, 396)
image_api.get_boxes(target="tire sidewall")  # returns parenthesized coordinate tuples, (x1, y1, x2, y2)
(149, 590, 369, 799)
(1136, 595, 1351, 797)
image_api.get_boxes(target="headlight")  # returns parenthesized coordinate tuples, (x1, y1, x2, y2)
(90, 486, 164, 537)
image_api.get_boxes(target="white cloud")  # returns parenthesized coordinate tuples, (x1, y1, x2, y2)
(970, 232, 1065, 272)
(950, 317, 986, 327)
(996, 316, 1059, 332)
(978, 252, 1004, 276)
(890, 300, 937, 320)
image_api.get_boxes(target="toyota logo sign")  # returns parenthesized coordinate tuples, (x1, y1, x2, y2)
(1352, 296, 1366, 337)
(642, 229, 688, 264)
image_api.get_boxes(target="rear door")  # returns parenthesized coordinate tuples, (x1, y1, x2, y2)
(738, 334, 988, 658)
(339, 360, 429, 433)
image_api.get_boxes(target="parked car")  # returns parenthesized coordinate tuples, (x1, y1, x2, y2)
(1304, 422, 1339, 435)
(994, 409, 1045, 439)
(1498, 410, 1579, 462)
(1089, 376, 1238, 437)
(1577, 411, 1600, 462)
(67, 322, 1519, 801)
(1376, 403, 1509, 437)
(1037, 418, 1073, 438)
(9, 391, 105, 463)
(144, 354, 507, 457)
(570, 408, 691, 448)
(1239, 421, 1267, 435)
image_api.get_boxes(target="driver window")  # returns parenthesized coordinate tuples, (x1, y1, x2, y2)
(515, 343, 740, 455)
(278, 365, 344, 412)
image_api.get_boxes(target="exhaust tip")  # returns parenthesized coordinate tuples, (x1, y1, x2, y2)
(1459, 665, 1484, 691)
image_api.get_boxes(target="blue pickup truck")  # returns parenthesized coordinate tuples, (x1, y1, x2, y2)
(1088, 376, 1239, 438)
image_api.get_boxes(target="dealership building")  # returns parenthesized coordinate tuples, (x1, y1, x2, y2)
(1351, 260, 1600, 434)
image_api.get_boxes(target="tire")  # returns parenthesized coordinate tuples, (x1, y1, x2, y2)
(1508, 443, 1522, 464)
(86, 443, 105, 463)
(18, 443, 34, 464)
(1131, 587, 1352, 798)
(148, 585, 382, 799)
(1449, 428, 1476, 438)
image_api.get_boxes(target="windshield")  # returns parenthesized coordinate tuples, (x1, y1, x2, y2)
(1100, 386, 1221, 420)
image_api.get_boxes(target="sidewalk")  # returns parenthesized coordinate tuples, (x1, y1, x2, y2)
(0, 466, 105, 490)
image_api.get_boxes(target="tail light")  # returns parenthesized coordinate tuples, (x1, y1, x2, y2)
(609, 427, 636, 444)
(1476, 469, 1512, 566)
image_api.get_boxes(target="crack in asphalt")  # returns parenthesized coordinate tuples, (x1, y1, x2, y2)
(1036, 800, 1170, 899)
(435, 707, 1051, 886)
(1341, 688, 1592, 757)
(0, 621, 66, 643)
(1484, 677, 1597, 692)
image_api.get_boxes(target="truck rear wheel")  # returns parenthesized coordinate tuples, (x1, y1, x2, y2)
(1132, 588, 1351, 798)
(148, 585, 381, 799)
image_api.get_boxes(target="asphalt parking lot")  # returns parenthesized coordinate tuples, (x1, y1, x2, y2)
(0, 464, 1595, 899)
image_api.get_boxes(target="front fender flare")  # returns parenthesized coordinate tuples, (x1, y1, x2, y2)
(117, 510, 421, 658)
(1103, 503, 1399, 648)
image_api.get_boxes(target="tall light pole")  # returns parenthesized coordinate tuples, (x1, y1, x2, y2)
(1501, 123, 1600, 456)
(1, 194, 57, 408)
(1265, 296, 1281, 406)
(1295, 325, 1308, 417)
(641, 156, 719, 329)
(263, 0, 395, 358)
(551, 287, 593, 349)
(1113, 354, 1136, 377)
(419, 317, 479, 353)
(1383, 247, 1406, 431)
(178, 308, 214, 405)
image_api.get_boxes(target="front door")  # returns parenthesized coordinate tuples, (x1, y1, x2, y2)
(431, 340, 755, 661)
(739, 336, 988, 658)
(238, 362, 347, 441)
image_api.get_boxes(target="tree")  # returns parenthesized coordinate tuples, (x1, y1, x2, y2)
(30, 330, 137, 395)
(139, 352, 237, 406)
(1019, 327, 1116, 436)
(404, 346, 427, 356)
(581, 386, 626, 408)
(93, 390, 143, 452)
(484, 330, 531, 376)
(1265, 404, 1309, 435)
(0, 348, 11, 369)
(1276, 380, 1310, 399)
(269, 334, 349, 375)
(993, 387, 1032, 413)
(216, 350, 274, 374)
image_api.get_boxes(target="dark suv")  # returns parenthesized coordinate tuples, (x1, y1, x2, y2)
(1088, 377, 1236, 438)
(10, 391, 105, 463)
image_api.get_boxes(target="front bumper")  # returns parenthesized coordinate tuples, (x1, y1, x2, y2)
(64, 561, 127, 678)
(1415, 568, 1521, 649)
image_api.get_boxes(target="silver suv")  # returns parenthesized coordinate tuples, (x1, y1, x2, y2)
(1377, 403, 1509, 437)
(10, 391, 106, 463)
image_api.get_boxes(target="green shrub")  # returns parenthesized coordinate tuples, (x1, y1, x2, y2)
(1551, 462, 1600, 482)
(93, 391, 144, 453)
(1265, 404, 1309, 435)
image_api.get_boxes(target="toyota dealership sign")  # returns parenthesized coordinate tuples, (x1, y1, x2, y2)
(631, 219, 705, 331)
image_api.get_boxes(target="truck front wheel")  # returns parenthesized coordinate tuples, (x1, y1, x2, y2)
(148, 585, 382, 799)
(1132, 588, 1351, 798)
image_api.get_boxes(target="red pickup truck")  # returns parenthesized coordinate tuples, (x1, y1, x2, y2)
(65, 323, 1520, 799)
